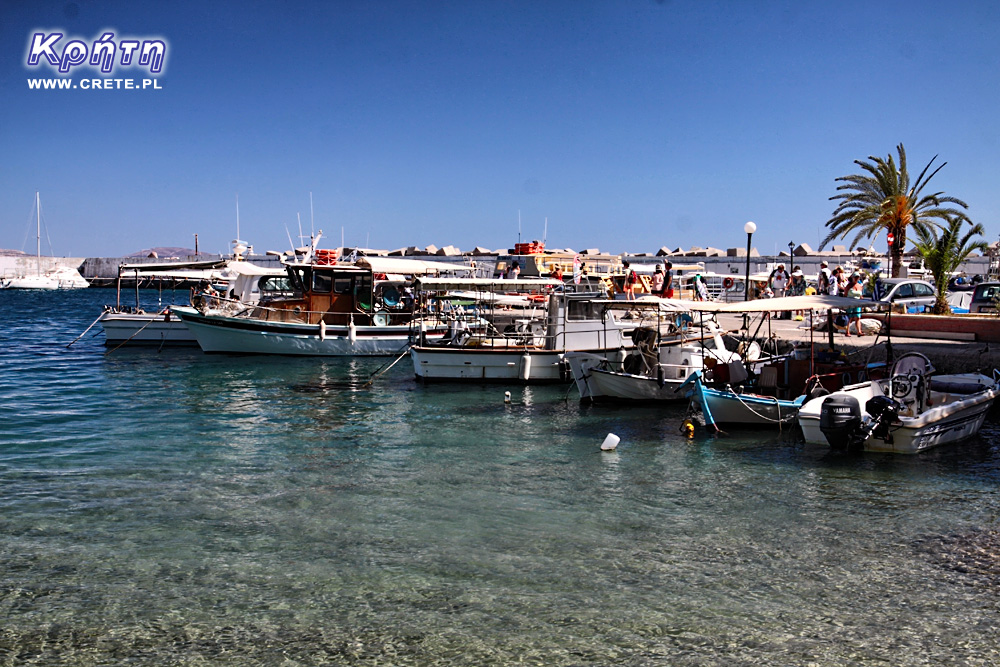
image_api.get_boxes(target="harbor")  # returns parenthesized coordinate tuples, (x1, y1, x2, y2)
(5, 0, 1000, 663)
(2, 286, 1000, 665)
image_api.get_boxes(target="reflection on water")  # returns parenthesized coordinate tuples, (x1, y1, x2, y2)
(1, 289, 999, 664)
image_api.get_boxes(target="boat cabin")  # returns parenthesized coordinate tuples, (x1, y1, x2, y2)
(249, 263, 409, 327)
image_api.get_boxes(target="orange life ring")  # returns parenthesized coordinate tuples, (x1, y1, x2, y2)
(723, 277, 735, 289)
(314, 249, 337, 266)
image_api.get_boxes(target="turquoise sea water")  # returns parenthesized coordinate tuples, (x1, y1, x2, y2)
(2, 288, 1000, 665)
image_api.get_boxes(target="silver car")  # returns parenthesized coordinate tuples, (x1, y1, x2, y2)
(969, 282, 1000, 314)
(864, 278, 937, 312)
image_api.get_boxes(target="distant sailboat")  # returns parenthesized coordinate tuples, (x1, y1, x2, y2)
(0, 192, 89, 290)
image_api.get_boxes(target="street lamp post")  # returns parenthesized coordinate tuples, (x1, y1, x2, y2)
(743, 222, 756, 302)
(788, 240, 794, 259)
(743, 221, 756, 330)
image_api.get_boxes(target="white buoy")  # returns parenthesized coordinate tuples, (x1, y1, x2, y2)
(600, 433, 620, 451)
(348, 317, 357, 345)
(319, 320, 327, 341)
(504, 391, 511, 404)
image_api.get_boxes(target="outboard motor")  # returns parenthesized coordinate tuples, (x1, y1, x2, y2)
(819, 395, 862, 451)
(863, 395, 902, 442)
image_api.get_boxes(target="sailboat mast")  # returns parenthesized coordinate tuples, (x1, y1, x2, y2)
(35, 191, 41, 276)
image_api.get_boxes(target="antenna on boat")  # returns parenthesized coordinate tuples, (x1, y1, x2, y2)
(518, 210, 522, 246)
(285, 225, 296, 256)
(297, 212, 304, 246)
(231, 194, 249, 259)
(309, 191, 315, 238)
(543, 217, 547, 245)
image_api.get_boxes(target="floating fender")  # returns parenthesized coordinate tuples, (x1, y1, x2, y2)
(348, 317, 357, 345)
(601, 433, 620, 451)
(558, 355, 570, 382)
(319, 320, 327, 341)
(520, 353, 532, 381)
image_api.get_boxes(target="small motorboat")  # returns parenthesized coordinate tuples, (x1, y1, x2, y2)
(798, 352, 1000, 454)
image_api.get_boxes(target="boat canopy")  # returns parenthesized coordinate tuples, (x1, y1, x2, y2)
(356, 256, 475, 276)
(683, 294, 887, 313)
(118, 259, 230, 273)
(223, 261, 285, 277)
(413, 277, 563, 292)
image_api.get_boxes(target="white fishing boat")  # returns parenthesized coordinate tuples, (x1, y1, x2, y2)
(409, 280, 636, 383)
(566, 300, 743, 401)
(0, 192, 88, 290)
(99, 259, 285, 347)
(172, 240, 469, 356)
(798, 352, 1000, 453)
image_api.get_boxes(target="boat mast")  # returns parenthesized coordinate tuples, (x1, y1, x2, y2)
(35, 191, 41, 276)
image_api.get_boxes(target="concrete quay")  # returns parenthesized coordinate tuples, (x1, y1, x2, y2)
(716, 313, 1000, 376)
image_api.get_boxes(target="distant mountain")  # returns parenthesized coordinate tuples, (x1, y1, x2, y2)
(0, 249, 29, 257)
(127, 247, 214, 258)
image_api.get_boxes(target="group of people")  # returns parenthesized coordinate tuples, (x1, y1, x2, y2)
(764, 261, 868, 335)
(622, 261, 675, 300)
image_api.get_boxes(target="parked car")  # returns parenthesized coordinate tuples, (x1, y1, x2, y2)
(968, 281, 1000, 314)
(863, 278, 937, 312)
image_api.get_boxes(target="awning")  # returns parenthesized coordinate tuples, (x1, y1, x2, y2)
(413, 277, 563, 291)
(118, 259, 229, 273)
(357, 256, 476, 276)
(685, 294, 885, 313)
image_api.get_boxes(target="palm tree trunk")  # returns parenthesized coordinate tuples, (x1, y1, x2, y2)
(932, 294, 951, 315)
(890, 229, 905, 278)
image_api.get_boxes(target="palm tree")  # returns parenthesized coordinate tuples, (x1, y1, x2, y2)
(821, 143, 971, 277)
(912, 216, 988, 315)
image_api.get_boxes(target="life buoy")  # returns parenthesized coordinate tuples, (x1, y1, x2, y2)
(723, 277, 735, 289)
(314, 249, 337, 266)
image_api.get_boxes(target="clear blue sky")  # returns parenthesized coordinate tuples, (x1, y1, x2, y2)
(1, 0, 998, 258)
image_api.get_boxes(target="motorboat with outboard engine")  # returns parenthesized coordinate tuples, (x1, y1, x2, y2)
(798, 352, 1000, 453)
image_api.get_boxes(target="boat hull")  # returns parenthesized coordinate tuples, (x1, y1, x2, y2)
(410, 345, 575, 383)
(1, 274, 88, 289)
(100, 311, 198, 346)
(570, 361, 689, 401)
(700, 388, 802, 426)
(173, 306, 438, 356)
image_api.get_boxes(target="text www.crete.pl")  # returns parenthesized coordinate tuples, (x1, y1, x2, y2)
(27, 78, 163, 90)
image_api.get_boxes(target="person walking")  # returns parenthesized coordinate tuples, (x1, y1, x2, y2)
(828, 266, 843, 296)
(817, 261, 831, 294)
(622, 261, 637, 300)
(664, 262, 674, 299)
(769, 264, 789, 298)
(651, 264, 665, 296)
(789, 267, 806, 320)
(845, 274, 864, 336)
